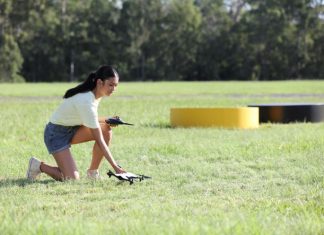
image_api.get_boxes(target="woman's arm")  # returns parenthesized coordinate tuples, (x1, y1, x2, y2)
(90, 128, 125, 174)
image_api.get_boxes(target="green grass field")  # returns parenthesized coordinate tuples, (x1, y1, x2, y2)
(0, 81, 323, 235)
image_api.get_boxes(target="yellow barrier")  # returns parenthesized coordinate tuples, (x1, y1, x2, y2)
(170, 107, 259, 129)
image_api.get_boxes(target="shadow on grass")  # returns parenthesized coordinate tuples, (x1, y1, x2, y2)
(0, 178, 54, 188)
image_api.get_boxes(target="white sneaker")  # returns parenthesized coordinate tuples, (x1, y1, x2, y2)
(26, 157, 41, 180)
(87, 169, 100, 179)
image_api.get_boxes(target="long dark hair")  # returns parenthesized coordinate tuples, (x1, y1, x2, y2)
(63, 65, 118, 98)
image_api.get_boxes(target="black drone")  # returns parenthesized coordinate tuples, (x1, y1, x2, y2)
(107, 170, 151, 185)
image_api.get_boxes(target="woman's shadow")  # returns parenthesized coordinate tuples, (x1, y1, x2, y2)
(0, 178, 54, 188)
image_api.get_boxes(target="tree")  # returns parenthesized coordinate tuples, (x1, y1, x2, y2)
(1, 0, 324, 82)
(156, 0, 202, 80)
(232, 0, 323, 80)
(0, 34, 24, 82)
(115, 0, 163, 80)
(67, 0, 121, 81)
(0, 0, 24, 82)
(195, 0, 233, 80)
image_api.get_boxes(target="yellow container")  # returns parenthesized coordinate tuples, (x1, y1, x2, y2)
(170, 107, 259, 129)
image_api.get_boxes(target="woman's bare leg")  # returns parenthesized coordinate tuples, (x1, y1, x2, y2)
(54, 149, 79, 180)
(39, 120, 110, 181)
(71, 123, 112, 170)
(40, 163, 63, 181)
(40, 148, 79, 181)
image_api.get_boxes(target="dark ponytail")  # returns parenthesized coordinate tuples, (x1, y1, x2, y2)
(63, 65, 119, 98)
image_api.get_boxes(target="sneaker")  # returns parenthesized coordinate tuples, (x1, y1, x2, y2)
(26, 157, 41, 180)
(87, 169, 100, 179)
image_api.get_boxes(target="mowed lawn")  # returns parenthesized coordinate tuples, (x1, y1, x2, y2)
(0, 81, 323, 235)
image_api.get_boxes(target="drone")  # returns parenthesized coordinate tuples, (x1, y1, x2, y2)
(107, 170, 151, 185)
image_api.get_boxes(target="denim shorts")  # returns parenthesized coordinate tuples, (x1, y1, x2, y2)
(44, 122, 80, 154)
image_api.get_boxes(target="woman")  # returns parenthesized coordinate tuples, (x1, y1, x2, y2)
(26, 65, 126, 181)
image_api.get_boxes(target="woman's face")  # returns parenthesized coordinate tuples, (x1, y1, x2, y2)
(98, 76, 119, 97)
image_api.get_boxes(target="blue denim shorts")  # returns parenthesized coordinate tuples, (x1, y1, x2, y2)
(44, 122, 80, 154)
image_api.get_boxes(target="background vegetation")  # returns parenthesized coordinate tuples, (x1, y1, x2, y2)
(1, 0, 324, 82)
(0, 81, 323, 234)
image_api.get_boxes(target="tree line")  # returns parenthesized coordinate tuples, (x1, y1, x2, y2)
(1, 0, 324, 82)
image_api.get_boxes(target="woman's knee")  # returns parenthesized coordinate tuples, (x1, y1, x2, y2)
(63, 170, 80, 180)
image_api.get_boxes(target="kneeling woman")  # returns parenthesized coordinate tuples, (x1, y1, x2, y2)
(27, 65, 126, 181)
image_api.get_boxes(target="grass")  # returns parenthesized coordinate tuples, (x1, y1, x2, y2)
(0, 81, 323, 234)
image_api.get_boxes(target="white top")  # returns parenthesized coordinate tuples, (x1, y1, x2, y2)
(50, 91, 101, 128)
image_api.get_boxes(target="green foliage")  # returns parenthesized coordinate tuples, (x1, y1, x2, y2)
(145, 0, 202, 80)
(0, 0, 24, 82)
(0, 34, 24, 82)
(195, 0, 233, 80)
(0, 81, 323, 234)
(0, 0, 324, 81)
